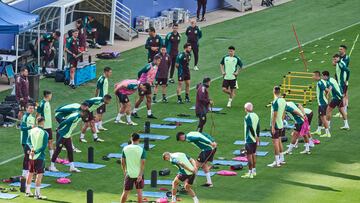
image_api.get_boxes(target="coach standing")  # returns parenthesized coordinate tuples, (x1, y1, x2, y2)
(16, 67, 30, 120)
(165, 24, 181, 83)
(197, 0, 208, 22)
(186, 19, 202, 71)
(145, 27, 163, 63)
(195, 77, 212, 132)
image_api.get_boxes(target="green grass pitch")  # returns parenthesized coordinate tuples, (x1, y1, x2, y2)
(0, 0, 360, 202)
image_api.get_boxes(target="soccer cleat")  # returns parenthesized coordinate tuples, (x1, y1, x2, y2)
(252, 172, 257, 177)
(201, 17, 206, 22)
(300, 150, 311, 155)
(320, 133, 330, 138)
(196, 18, 201, 22)
(340, 126, 350, 130)
(162, 98, 168, 103)
(94, 137, 104, 142)
(201, 183, 213, 188)
(333, 112, 342, 118)
(131, 112, 140, 118)
(127, 121, 138, 126)
(70, 84, 76, 89)
(227, 101, 232, 108)
(98, 127, 108, 131)
(280, 161, 286, 165)
(267, 161, 281, 168)
(177, 99, 184, 104)
(312, 130, 322, 136)
(25, 192, 34, 197)
(241, 173, 254, 179)
(284, 149, 293, 155)
(147, 114, 157, 119)
(73, 147, 82, 153)
(79, 138, 88, 143)
(169, 78, 175, 83)
(34, 195, 47, 200)
(48, 166, 59, 172)
(185, 98, 190, 103)
(69, 167, 81, 173)
(309, 140, 315, 147)
(115, 119, 126, 124)
(194, 66, 199, 71)
(152, 96, 157, 103)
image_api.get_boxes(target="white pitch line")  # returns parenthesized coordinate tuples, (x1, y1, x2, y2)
(1, 21, 360, 166)
(326, 45, 331, 48)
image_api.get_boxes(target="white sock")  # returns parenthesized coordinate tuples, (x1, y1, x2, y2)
(275, 155, 280, 164)
(305, 143, 310, 151)
(328, 121, 331, 128)
(93, 133, 98, 139)
(193, 196, 199, 203)
(344, 120, 349, 127)
(228, 98, 233, 102)
(22, 169, 28, 177)
(280, 153, 285, 162)
(248, 170, 252, 174)
(99, 121, 103, 128)
(69, 162, 74, 169)
(325, 128, 330, 134)
(35, 187, 40, 196)
(26, 184, 31, 193)
(70, 80, 74, 85)
(132, 108, 138, 113)
(252, 168, 256, 173)
(50, 162, 55, 168)
(116, 113, 124, 121)
(147, 109, 152, 116)
(49, 150, 54, 159)
(288, 144, 294, 151)
(80, 133, 85, 139)
(205, 172, 212, 184)
(172, 196, 177, 202)
(126, 115, 132, 123)
(316, 126, 322, 132)
(95, 122, 100, 129)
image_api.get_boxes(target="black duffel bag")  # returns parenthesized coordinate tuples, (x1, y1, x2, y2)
(55, 70, 65, 82)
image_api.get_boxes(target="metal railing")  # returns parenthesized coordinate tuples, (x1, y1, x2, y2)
(115, 0, 132, 40)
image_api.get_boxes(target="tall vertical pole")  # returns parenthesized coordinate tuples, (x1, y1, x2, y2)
(37, 25, 41, 67)
(15, 35, 19, 73)
(292, 24, 308, 72)
(109, 0, 116, 45)
(58, 7, 66, 70)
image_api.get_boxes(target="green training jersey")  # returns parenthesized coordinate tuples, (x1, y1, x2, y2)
(271, 97, 286, 129)
(335, 60, 348, 88)
(316, 79, 328, 106)
(244, 112, 260, 144)
(57, 113, 82, 139)
(20, 112, 35, 145)
(285, 102, 304, 125)
(85, 97, 104, 112)
(185, 131, 215, 151)
(326, 77, 343, 101)
(55, 103, 81, 121)
(220, 55, 243, 80)
(37, 99, 52, 129)
(96, 75, 109, 97)
(170, 152, 194, 175)
(122, 144, 146, 178)
(27, 127, 48, 160)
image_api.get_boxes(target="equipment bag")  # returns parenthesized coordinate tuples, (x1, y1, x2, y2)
(95, 51, 120, 59)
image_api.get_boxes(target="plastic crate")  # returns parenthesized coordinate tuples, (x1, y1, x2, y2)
(161, 10, 174, 26)
(171, 8, 184, 23)
(149, 18, 162, 31)
(135, 16, 150, 32)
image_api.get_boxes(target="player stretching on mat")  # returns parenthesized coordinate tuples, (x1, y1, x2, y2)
(312, 71, 331, 137)
(163, 152, 199, 203)
(322, 71, 350, 130)
(176, 131, 217, 187)
(132, 55, 161, 119)
(80, 95, 111, 143)
(55, 102, 89, 124)
(120, 133, 146, 203)
(220, 46, 243, 108)
(114, 80, 150, 125)
(195, 77, 213, 132)
(95, 66, 112, 131)
(268, 86, 286, 168)
(338, 45, 350, 115)
(241, 102, 260, 179)
(153, 47, 171, 103)
(49, 111, 88, 173)
(25, 117, 48, 199)
(176, 43, 192, 104)
(20, 103, 36, 178)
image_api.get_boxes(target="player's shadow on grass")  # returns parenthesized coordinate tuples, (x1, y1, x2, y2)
(320, 170, 360, 181)
(280, 179, 341, 192)
(42, 199, 71, 203)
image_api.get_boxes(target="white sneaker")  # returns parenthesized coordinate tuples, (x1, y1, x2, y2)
(94, 137, 104, 142)
(127, 121, 138, 126)
(194, 66, 199, 71)
(98, 127, 108, 131)
(34, 194, 47, 200)
(280, 161, 286, 165)
(227, 101, 232, 108)
(73, 147, 82, 153)
(340, 126, 350, 130)
(115, 119, 126, 124)
(309, 141, 315, 148)
(300, 150, 311, 155)
(284, 149, 292, 155)
(25, 192, 34, 197)
(69, 167, 81, 173)
(294, 144, 298, 149)
(267, 161, 280, 168)
(49, 165, 59, 172)
(79, 138, 88, 143)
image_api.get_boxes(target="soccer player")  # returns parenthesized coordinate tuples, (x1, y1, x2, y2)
(165, 24, 181, 83)
(132, 56, 161, 119)
(55, 102, 89, 124)
(65, 29, 81, 89)
(322, 71, 350, 130)
(220, 46, 243, 108)
(241, 102, 260, 179)
(37, 31, 60, 74)
(338, 45, 350, 113)
(197, 0, 208, 22)
(176, 43, 192, 104)
(153, 47, 171, 103)
(163, 152, 199, 203)
(25, 117, 48, 199)
(186, 20, 202, 71)
(176, 131, 217, 187)
(95, 67, 112, 131)
(114, 80, 150, 125)
(84, 16, 101, 48)
(20, 103, 35, 177)
(195, 77, 213, 132)
(120, 133, 146, 203)
(312, 71, 331, 137)
(80, 95, 111, 143)
(284, 101, 308, 155)
(36, 90, 54, 160)
(268, 86, 286, 168)
(49, 111, 88, 172)
(16, 67, 30, 120)
(145, 27, 163, 63)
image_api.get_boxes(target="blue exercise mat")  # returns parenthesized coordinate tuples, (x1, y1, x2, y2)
(140, 191, 167, 198)
(233, 140, 270, 146)
(10, 182, 50, 189)
(212, 160, 248, 166)
(107, 153, 122, 158)
(190, 106, 223, 112)
(120, 143, 155, 149)
(139, 133, 169, 140)
(163, 117, 197, 123)
(0, 193, 18, 199)
(259, 131, 272, 137)
(150, 124, 177, 129)
(233, 150, 269, 156)
(65, 162, 106, 169)
(144, 179, 173, 185)
(197, 171, 217, 176)
(44, 171, 71, 178)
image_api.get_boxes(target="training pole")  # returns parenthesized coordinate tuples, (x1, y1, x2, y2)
(292, 24, 308, 72)
(349, 33, 359, 57)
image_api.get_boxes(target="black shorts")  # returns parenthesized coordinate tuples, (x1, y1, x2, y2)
(124, 175, 144, 190)
(117, 92, 130, 103)
(306, 112, 313, 125)
(177, 174, 195, 185)
(83, 111, 94, 123)
(294, 123, 303, 132)
(22, 144, 30, 155)
(45, 128, 53, 140)
(329, 99, 344, 109)
(222, 79, 236, 89)
(18, 100, 28, 111)
(178, 71, 190, 81)
(138, 86, 152, 96)
(96, 104, 106, 114)
(245, 143, 257, 155)
(271, 128, 283, 139)
(156, 78, 168, 86)
(197, 148, 216, 163)
(318, 105, 327, 116)
(29, 159, 45, 174)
